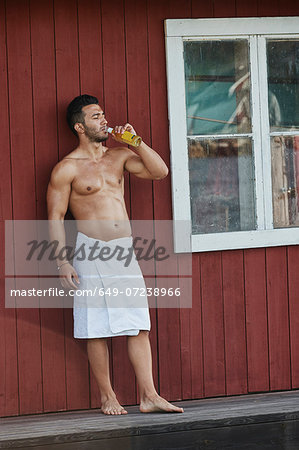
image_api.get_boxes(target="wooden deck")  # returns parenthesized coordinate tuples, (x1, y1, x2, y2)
(1, 390, 299, 449)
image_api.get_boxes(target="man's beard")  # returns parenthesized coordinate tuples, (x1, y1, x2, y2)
(83, 124, 108, 143)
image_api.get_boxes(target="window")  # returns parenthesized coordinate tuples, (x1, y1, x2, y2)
(165, 17, 299, 252)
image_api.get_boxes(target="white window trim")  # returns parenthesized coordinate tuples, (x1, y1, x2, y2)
(165, 16, 299, 253)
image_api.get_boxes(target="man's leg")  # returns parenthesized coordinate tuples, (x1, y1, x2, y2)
(87, 338, 128, 415)
(127, 331, 184, 413)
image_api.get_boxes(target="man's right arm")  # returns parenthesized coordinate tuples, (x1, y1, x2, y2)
(46, 161, 79, 289)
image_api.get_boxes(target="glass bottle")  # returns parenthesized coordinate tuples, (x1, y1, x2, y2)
(107, 127, 142, 147)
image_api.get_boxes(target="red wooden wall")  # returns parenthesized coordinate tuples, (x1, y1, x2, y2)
(1, 0, 299, 417)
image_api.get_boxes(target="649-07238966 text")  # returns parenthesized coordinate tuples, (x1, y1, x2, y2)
(9, 287, 181, 298)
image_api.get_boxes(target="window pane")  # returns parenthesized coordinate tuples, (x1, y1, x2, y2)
(267, 40, 299, 132)
(184, 40, 252, 136)
(188, 138, 256, 234)
(271, 136, 299, 228)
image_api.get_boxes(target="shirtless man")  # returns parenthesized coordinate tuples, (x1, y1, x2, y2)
(47, 95, 184, 415)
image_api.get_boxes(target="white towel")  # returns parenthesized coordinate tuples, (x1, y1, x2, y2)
(72, 232, 151, 338)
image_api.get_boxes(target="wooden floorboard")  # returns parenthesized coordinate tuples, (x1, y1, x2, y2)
(1, 390, 299, 449)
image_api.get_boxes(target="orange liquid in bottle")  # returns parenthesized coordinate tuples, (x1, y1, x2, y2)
(107, 127, 142, 147)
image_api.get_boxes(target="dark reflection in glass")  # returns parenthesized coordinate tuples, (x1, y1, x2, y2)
(184, 40, 251, 136)
(271, 135, 299, 228)
(267, 40, 299, 132)
(188, 138, 256, 234)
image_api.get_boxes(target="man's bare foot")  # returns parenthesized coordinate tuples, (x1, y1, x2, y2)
(101, 396, 128, 415)
(140, 394, 184, 413)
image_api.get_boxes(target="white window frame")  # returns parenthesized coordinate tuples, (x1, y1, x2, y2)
(165, 16, 299, 253)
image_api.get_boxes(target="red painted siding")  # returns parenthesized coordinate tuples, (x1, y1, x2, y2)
(244, 249, 269, 392)
(0, 0, 19, 417)
(0, 0, 298, 417)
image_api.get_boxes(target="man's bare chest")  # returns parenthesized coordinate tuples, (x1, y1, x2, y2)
(71, 158, 124, 196)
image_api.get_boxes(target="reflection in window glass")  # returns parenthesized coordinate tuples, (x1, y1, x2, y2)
(267, 40, 299, 132)
(271, 136, 299, 228)
(188, 138, 256, 234)
(184, 40, 251, 135)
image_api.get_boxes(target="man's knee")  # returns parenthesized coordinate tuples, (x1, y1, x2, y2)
(127, 330, 149, 339)
(87, 337, 108, 347)
(139, 330, 149, 337)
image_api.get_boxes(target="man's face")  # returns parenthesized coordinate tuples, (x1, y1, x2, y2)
(80, 104, 108, 143)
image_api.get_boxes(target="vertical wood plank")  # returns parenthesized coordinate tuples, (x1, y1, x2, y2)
(179, 307, 192, 400)
(236, 0, 258, 16)
(30, 0, 59, 220)
(0, 0, 19, 418)
(78, 0, 104, 105)
(258, 0, 280, 16)
(213, 0, 236, 17)
(278, 0, 299, 15)
(222, 250, 247, 395)
(266, 247, 291, 390)
(287, 246, 299, 388)
(6, 0, 36, 219)
(30, 0, 67, 414)
(6, 0, 43, 415)
(147, 0, 172, 222)
(169, 0, 192, 17)
(54, 0, 80, 159)
(101, 0, 136, 406)
(201, 252, 226, 397)
(154, 232, 182, 400)
(125, 0, 153, 220)
(190, 254, 204, 399)
(191, 0, 214, 17)
(244, 248, 269, 392)
(179, 252, 194, 400)
(54, 0, 90, 411)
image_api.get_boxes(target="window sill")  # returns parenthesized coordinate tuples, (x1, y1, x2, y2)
(173, 226, 299, 253)
(189, 228, 299, 253)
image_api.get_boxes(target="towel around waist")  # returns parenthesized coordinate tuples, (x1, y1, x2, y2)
(73, 231, 142, 278)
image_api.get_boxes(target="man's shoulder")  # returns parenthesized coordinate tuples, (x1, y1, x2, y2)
(53, 157, 77, 172)
(50, 157, 77, 185)
(55, 147, 87, 167)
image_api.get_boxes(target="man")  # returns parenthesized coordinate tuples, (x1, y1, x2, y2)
(47, 94, 184, 415)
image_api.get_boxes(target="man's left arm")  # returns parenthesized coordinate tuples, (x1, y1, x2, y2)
(114, 124, 169, 180)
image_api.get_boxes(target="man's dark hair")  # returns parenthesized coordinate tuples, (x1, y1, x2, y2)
(66, 94, 99, 136)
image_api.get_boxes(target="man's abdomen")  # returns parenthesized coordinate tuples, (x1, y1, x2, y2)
(70, 193, 131, 241)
